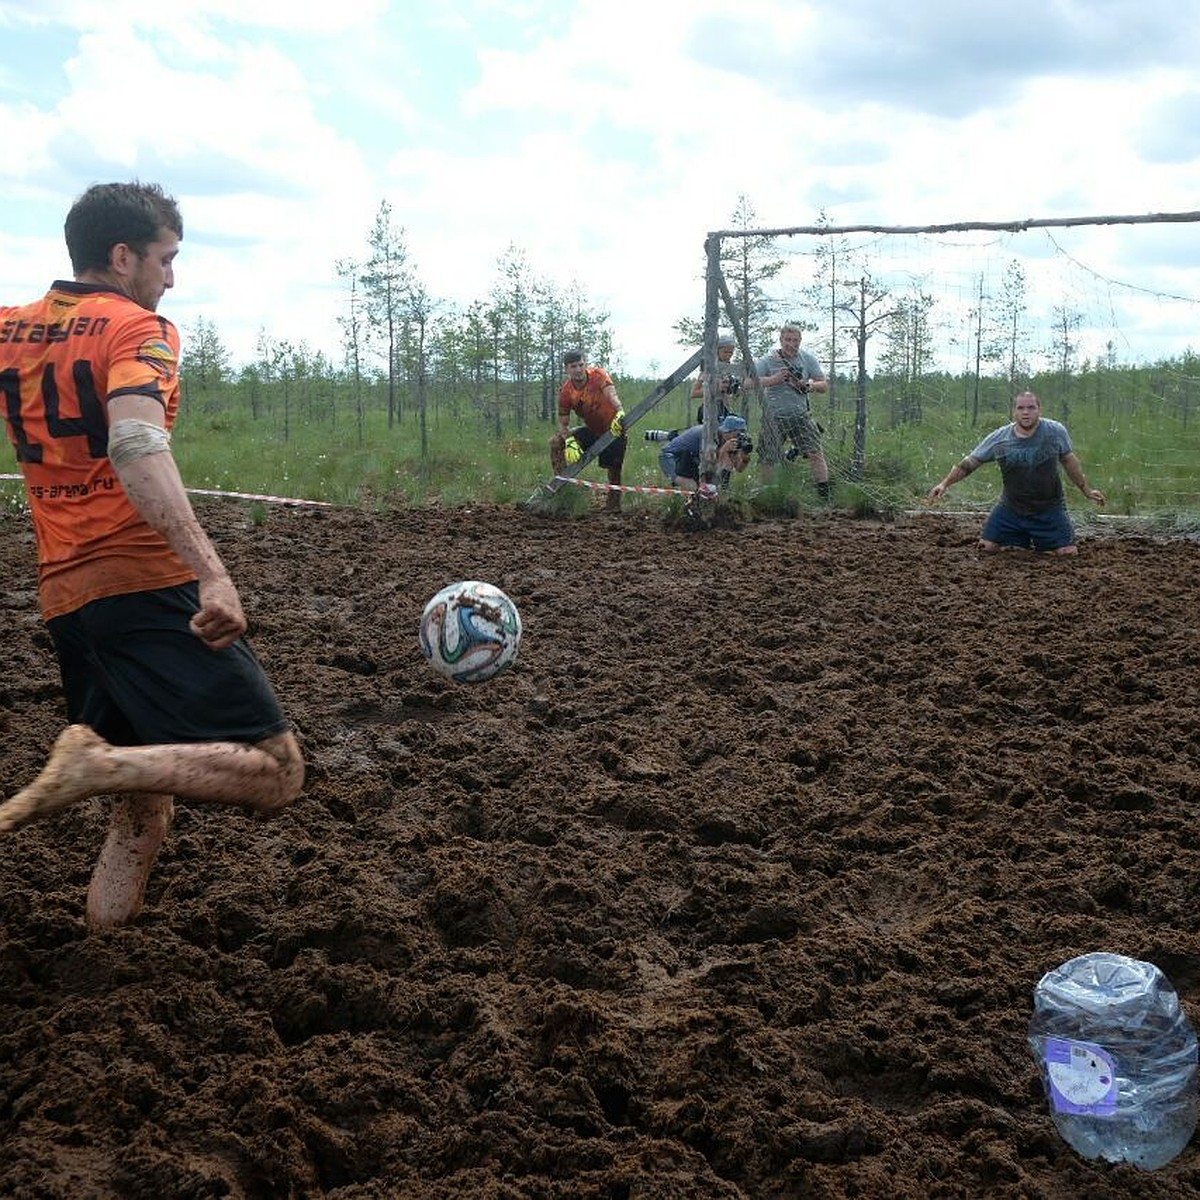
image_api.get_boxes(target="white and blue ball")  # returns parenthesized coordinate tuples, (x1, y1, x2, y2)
(419, 581, 522, 683)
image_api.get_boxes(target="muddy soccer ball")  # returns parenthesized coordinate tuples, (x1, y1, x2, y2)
(419, 581, 522, 683)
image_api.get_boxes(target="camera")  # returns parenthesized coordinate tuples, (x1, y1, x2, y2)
(734, 431, 754, 454)
(784, 365, 810, 393)
(644, 428, 678, 443)
(722, 376, 742, 396)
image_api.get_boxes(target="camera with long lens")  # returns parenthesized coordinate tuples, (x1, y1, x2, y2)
(734, 431, 754, 454)
(784, 364, 810, 393)
(644, 428, 679, 443)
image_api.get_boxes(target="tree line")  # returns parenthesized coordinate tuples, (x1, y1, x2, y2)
(180, 195, 1200, 469)
(689, 197, 1200, 477)
(181, 199, 616, 448)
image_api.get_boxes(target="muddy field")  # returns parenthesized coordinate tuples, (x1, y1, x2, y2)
(2, 496, 1200, 1198)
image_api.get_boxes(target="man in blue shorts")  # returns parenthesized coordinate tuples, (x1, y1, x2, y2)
(926, 390, 1106, 554)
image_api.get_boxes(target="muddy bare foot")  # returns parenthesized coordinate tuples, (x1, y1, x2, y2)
(0, 725, 109, 834)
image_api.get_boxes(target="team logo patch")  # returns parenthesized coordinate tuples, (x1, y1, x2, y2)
(136, 337, 177, 381)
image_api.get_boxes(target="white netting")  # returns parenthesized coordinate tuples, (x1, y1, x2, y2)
(706, 215, 1200, 524)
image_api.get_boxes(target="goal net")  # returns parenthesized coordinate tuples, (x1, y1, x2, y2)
(703, 212, 1200, 529)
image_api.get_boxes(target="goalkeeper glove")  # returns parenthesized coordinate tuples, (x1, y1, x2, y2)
(610, 410, 626, 437)
(563, 435, 583, 465)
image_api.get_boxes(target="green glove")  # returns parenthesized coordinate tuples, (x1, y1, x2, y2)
(610, 410, 626, 437)
(564, 435, 583, 465)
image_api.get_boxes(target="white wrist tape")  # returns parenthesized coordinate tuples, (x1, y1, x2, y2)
(107, 418, 171, 468)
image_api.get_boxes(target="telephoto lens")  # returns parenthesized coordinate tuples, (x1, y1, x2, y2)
(644, 429, 678, 442)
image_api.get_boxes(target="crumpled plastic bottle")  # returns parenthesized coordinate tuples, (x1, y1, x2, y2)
(1028, 951, 1198, 1170)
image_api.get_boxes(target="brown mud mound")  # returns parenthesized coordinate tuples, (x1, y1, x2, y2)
(2, 501, 1200, 1198)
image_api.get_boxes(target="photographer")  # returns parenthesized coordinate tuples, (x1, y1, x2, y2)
(691, 333, 743, 424)
(747, 321, 831, 500)
(653, 415, 754, 492)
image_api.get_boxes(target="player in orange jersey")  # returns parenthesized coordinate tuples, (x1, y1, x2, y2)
(0, 182, 304, 930)
(550, 349, 627, 511)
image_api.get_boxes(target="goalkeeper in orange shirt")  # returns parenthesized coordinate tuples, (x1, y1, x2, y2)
(549, 349, 628, 512)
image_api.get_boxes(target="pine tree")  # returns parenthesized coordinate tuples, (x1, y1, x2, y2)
(675, 194, 784, 353)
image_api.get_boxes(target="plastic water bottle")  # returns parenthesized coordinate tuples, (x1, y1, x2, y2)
(1028, 952, 1198, 1170)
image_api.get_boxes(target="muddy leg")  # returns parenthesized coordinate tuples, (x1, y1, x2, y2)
(606, 468, 622, 511)
(0, 726, 303, 837)
(86, 793, 175, 931)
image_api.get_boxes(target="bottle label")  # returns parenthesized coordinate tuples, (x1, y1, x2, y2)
(1043, 1037, 1118, 1116)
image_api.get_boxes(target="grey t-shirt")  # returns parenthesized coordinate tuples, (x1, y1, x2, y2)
(969, 418, 1073, 515)
(755, 348, 825, 418)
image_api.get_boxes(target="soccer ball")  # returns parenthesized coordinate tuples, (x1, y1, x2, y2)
(419, 581, 522, 683)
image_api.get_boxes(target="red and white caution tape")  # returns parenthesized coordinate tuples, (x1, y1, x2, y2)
(184, 487, 331, 507)
(554, 475, 699, 497)
(0, 473, 330, 507)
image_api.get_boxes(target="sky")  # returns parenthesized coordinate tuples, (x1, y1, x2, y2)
(2, 0, 1199, 377)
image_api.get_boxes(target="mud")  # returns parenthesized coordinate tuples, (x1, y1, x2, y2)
(2, 498, 1200, 1198)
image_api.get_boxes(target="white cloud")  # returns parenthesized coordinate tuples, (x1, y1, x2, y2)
(1, 0, 1198, 376)
(14, 0, 388, 33)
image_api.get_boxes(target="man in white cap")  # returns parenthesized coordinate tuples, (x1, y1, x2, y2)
(691, 334, 744, 425)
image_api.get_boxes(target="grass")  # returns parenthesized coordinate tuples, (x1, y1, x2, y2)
(4, 378, 1200, 534)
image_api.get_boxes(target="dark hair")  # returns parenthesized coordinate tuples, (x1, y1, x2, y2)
(563, 349, 584, 366)
(64, 181, 183, 274)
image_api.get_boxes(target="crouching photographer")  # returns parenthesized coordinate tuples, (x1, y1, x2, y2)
(656, 415, 754, 492)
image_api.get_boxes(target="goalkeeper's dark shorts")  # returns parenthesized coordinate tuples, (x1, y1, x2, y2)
(48, 582, 289, 748)
(573, 426, 627, 470)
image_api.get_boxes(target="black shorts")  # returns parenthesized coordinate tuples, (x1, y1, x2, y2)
(573, 426, 627, 470)
(48, 583, 288, 747)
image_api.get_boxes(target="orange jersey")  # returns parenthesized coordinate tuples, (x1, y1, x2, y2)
(558, 366, 619, 437)
(0, 282, 194, 619)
